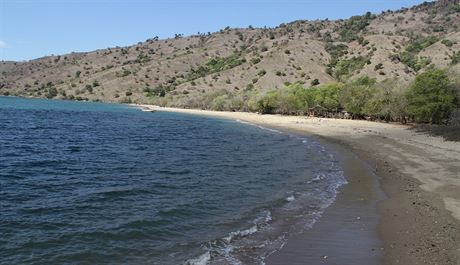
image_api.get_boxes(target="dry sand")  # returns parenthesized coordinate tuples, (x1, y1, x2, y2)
(139, 105, 460, 265)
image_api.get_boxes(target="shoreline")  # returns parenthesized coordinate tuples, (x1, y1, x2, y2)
(265, 137, 385, 264)
(140, 105, 460, 265)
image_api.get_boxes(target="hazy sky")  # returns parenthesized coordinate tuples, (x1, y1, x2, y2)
(0, 0, 428, 61)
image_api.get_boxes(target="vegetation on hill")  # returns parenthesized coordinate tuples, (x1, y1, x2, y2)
(392, 35, 438, 71)
(186, 53, 246, 81)
(337, 12, 377, 42)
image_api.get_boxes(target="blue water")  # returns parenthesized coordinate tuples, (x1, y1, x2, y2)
(0, 97, 346, 265)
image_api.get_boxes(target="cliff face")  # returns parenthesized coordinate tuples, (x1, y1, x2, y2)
(1, 0, 460, 105)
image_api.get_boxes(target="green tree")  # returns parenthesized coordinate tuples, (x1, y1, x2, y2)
(451, 52, 460, 65)
(211, 94, 230, 111)
(340, 76, 377, 118)
(406, 69, 456, 124)
(46, 87, 58, 99)
(276, 84, 306, 114)
(248, 90, 279, 114)
(363, 79, 407, 122)
(313, 83, 343, 111)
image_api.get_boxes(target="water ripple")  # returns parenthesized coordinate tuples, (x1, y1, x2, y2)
(0, 97, 346, 265)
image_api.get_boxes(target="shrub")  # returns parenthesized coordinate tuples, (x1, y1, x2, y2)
(374, 63, 384, 71)
(250, 58, 261, 64)
(257, 69, 267, 76)
(337, 12, 376, 42)
(85, 84, 93, 93)
(340, 76, 377, 117)
(211, 94, 230, 111)
(363, 79, 407, 122)
(441, 39, 454, 47)
(396, 36, 437, 71)
(311, 79, 320, 86)
(46, 87, 58, 99)
(405, 36, 438, 53)
(185, 53, 245, 81)
(250, 90, 279, 114)
(454, 4, 460, 13)
(325, 43, 348, 67)
(334, 56, 368, 80)
(311, 83, 343, 110)
(122, 69, 131, 77)
(406, 69, 456, 124)
(397, 52, 431, 72)
(451, 52, 460, 65)
(135, 53, 151, 64)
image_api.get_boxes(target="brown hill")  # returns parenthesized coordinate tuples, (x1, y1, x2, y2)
(1, 0, 460, 106)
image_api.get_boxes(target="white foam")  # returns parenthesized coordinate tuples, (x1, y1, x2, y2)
(184, 143, 348, 265)
(241, 225, 258, 236)
(306, 174, 323, 184)
(224, 225, 258, 243)
(235, 119, 251, 125)
(255, 210, 272, 223)
(184, 251, 211, 265)
(257, 125, 283, 134)
(223, 210, 272, 243)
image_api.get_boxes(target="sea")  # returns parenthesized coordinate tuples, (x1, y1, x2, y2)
(0, 96, 347, 265)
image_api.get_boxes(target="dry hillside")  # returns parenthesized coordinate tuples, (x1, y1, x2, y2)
(1, 0, 460, 107)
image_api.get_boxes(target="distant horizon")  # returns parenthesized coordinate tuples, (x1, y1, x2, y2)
(1, 0, 430, 61)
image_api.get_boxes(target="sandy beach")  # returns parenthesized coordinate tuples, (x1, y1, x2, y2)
(138, 105, 460, 265)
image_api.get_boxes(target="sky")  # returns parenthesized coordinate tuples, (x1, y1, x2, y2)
(0, 0, 429, 61)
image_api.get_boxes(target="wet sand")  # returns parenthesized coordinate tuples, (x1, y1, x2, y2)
(137, 105, 460, 265)
(266, 142, 384, 265)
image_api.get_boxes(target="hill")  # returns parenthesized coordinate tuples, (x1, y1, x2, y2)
(1, 0, 460, 110)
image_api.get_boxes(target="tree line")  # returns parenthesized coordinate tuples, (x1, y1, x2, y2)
(158, 68, 460, 125)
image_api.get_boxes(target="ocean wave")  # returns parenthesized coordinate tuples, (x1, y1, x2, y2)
(256, 126, 283, 134)
(185, 210, 272, 265)
(223, 225, 258, 243)
(185, 251, 211, 265)
(224, 210, 272, 244)
(286, 195, 295, 202)
(185, 164, 348, 265)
